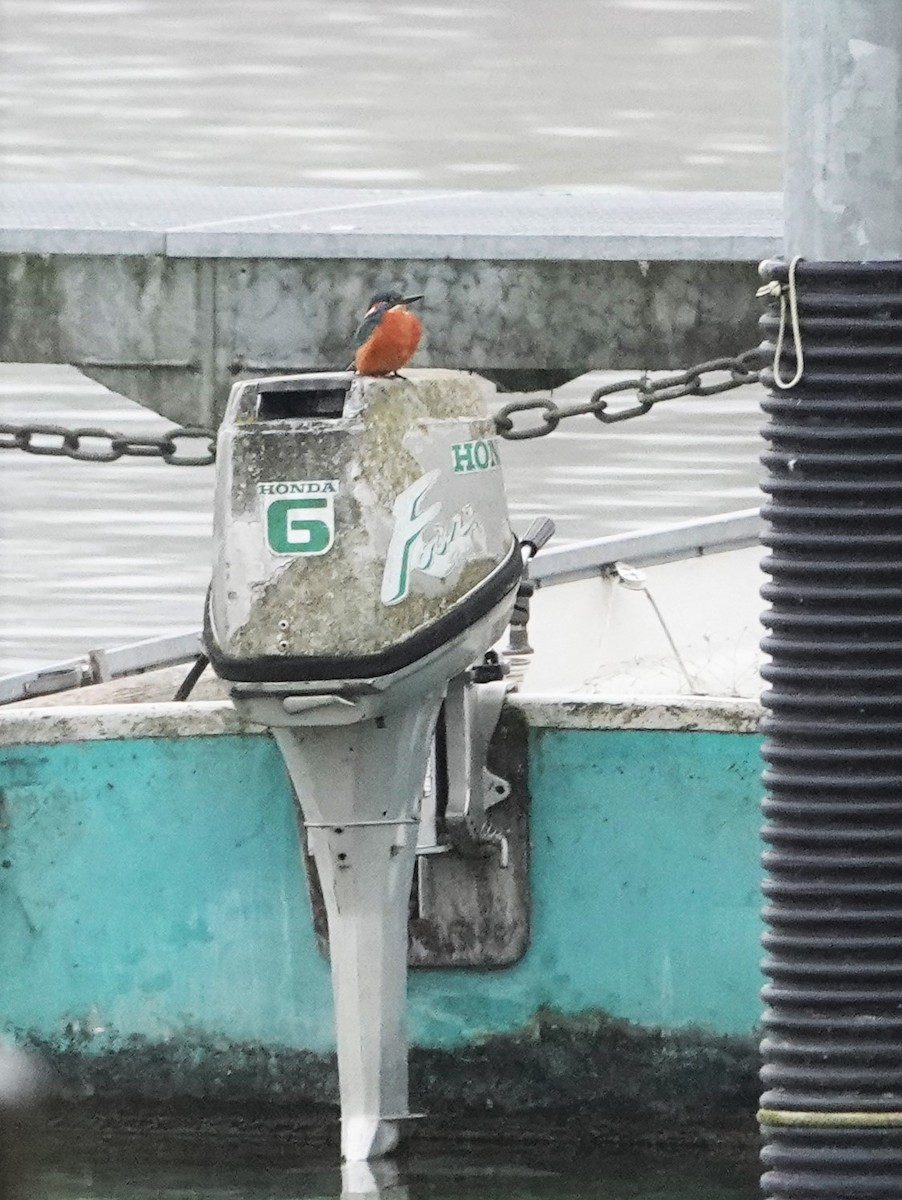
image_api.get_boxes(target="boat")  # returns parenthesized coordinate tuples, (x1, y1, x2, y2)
(0, 462, 765, 1151)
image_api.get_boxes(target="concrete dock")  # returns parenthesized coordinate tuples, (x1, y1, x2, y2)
(0, 184, 781, 423)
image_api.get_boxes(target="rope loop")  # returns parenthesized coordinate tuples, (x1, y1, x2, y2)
(757, 254, 805, 390)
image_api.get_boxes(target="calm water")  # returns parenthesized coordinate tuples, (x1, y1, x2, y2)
(33, 1146, 761, 1200)
(0, 0, 781, 192)
(0, 0, 779, 671)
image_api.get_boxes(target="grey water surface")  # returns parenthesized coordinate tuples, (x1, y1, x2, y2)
(35, 1148, 761, 1200)
(1, 0, 781, 192)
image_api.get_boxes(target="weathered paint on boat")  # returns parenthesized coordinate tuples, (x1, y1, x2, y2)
(0, 696, 762, 1126)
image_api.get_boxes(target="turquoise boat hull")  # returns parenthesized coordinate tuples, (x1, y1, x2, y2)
(0, 696, 762, 1130)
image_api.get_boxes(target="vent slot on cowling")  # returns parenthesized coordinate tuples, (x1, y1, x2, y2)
(256, 386, 349, 421)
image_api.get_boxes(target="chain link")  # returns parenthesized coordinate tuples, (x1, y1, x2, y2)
(0, 423, 217, 465)
(493, 349, 763, 440)
(0, 350, 764, 461)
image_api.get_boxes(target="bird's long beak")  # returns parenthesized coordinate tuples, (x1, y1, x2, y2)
(402, 294, 424, 305)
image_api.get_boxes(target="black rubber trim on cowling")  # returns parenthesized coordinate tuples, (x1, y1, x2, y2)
(204, 537, 523, 683)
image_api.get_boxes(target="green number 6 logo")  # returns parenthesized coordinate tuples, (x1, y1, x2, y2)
(265, 497, 335, 555)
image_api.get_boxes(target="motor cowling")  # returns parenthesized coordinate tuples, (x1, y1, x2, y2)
(205, 370, 521, 684)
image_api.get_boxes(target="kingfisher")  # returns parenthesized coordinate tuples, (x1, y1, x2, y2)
(352, 290, 423, 376)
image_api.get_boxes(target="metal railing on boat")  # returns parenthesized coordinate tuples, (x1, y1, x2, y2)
(0, 630, 203, 706)
(528, 507, 761, 588)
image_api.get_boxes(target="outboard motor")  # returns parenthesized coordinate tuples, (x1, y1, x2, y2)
(205, 369, 521, 1161)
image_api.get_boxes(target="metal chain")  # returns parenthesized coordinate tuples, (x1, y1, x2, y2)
(0, 422, 217, 465)
(492, 349, 763, 440)
(0, 349, 764, 461)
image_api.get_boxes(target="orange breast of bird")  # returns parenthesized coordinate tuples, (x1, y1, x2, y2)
(354, 307, 422, 376)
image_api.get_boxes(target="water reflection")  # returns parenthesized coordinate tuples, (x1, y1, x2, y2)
(35, 1146, 760, 1200)
(342, 1160, 407, 1200)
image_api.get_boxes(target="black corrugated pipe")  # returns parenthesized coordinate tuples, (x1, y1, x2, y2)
(758, 258, 902, 1200)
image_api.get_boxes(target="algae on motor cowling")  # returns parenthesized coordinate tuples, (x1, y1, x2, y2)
(355, 373, 494, 509)
(230, 552, 500, 661)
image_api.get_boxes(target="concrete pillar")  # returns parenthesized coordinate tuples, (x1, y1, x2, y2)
(784, 0, 902, 259)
